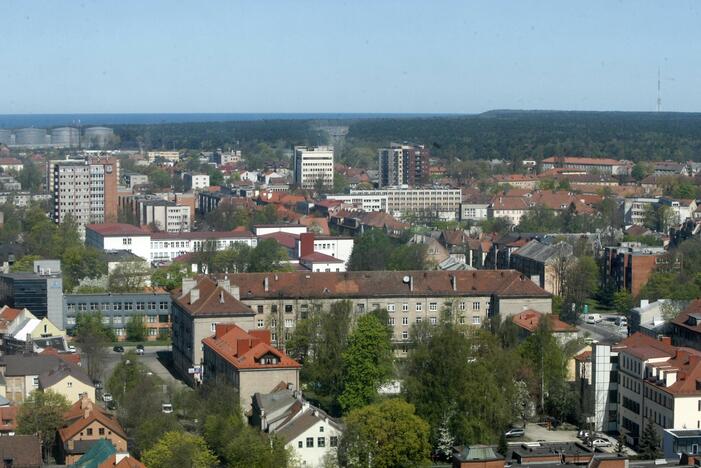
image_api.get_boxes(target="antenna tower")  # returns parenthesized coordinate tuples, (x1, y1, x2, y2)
(657, 67, 662, 112)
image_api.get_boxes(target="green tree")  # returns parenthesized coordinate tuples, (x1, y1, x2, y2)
(108, 261, 152, 293)
(348, 230, 393, 271)
(149, 169, 172, 188)
(248, 239, 290, 272)
(387, 244, 427, 270)
(613, 290, 633, 316)
(339, 314, 393, 413)
(151, 261, 192, 290)
(561, 256, 599, 323)
(338, 399, 431, 468)
(479, 217, 512, 235)
(126, 315, 147, 342)
(18, 160, 43, 192)
(333, 171, 349, 193)
(143, 431, 217, 468)
(213, 243, 253, 273)
(74, 312, 115, 381)
(631, 162, 651, 182)
(62, 246, 108, 292)
(638, 419, 661, 460)
(10, 255, 42, 272)
(17, 390, 70, 461)
(286, 301, 352, 415)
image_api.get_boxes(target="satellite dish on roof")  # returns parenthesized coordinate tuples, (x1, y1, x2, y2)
(402, 276, 410, 283)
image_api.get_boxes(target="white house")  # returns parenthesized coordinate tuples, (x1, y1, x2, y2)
(85, 224, 151, 261)
(251, 388, 343, 468)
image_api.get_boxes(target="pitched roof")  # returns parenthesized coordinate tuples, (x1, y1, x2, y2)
(152, 230, 255, 240)
(1, 354, 65, 377)
(172, 276, 255, 317)
(60, 397, 127, 443)
(202, 324, 300, 371)
(542, 156, 624, 166)
(0, 305, 23, 322)
(100, 454, 146, 468)
(39, 363, 93, 389)
(258, 231, 298, 249)
(0, 435, 41, 466)
(614, 332, 675, 361)
(490, 196, 531, 211)
(0, 406, 18, 432)
(671, 299, 701, 334)
(511, 240, 572, 263)
(224, 270, 550, 300)
(300, 252, 344, 263)
(86, 224, 149, 237)
(73, 438, 116, 468)
(512, 310, 577, 333)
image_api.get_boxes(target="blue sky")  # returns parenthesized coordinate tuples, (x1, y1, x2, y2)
(1, 0, 699, 114)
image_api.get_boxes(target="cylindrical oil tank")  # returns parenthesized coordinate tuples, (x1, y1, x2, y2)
(51, 127, 80, 147)
(83, 126, 115, 149)
(0, 129, 11, 145)
(14, 128, 47, 146)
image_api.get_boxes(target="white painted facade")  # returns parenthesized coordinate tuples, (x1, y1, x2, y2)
(254, 225, 308, 236)
(289, 417, 343, 468)
(307, 237, 354, 265)
(85, 229, 151, 261)
(324, 194, 389, 212)
(293, 146, 334, 190)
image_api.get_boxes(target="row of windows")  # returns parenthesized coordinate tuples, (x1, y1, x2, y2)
(298, 436, 338, 449)
(254, 300, 487, 317)
(67, 301, 169, 312)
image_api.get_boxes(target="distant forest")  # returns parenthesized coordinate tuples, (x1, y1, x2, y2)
(113, 111, 701, 165)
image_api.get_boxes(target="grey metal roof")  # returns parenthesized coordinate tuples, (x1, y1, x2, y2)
(512, 239, 572, 263)
(1, 355, 64, 376)
(39, 364, 92, 389)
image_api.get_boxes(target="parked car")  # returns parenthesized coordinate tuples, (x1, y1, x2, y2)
(106, 400, 117, 411)
(162, 403, 173, 414)
(590, 438, 611, 448)
(67, 345, 76, 353)
(102, 393, 113, 403)
(584, 314, 603, 324)
(136, 344, 145, 351)
(504, 428, 525, 438)
(136, 348, 144, 356)
(113, 346, 124, 353)
(577, 429, 591, 440)
(93, 380, 103, 390)
(616, 317, 628, 327)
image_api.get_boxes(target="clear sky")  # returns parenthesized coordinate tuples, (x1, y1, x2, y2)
(1, 0, 699, 114)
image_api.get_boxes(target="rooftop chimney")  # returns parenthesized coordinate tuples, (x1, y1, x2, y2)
(264, 276, 269, 292)
(181, 278, 197, 296)
(217, 278, 231, 294)
(231, 285, 240, 300)
(450, 274, 457, 291)
(190, 288, 200, 304)
(300, 232, 315, 258)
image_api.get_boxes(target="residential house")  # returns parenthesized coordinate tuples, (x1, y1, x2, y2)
(202, 324, 300, 411)
(171, 277, 256, 385)
(603, 244, 667, 297)
(0, 400, 18, 435)
(488, 195, 531, 225)
(670, 299, 701, 351)
(39, 364, 95, 403)
(509, 240, 573, 295)
(659, 197, 697, 225)
(511, 309, 578, 346)
(57, 395, 128, 465)
(251, 386, 343, 468)
(0, 435, 42, 468)
(72, 438, 145, 468)
(409, 233, 450, 268)
(0, 354, 95, 403)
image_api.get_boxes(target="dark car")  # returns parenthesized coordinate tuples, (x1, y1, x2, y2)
(113, 345, 125, 353)
(106, 400, 117, 411)
(93, 380, 104, 390)
(136, 344, 145, 350)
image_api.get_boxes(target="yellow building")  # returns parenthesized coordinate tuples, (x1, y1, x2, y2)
(39, 366, 95, 404)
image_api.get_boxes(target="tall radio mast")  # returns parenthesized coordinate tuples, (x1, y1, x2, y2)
(657, 67, 662, 112)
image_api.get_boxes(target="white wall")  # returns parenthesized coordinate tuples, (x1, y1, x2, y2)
(100, 235, 151, 261)
(255, 226, 307, 236)
(289, 418, 342, 468)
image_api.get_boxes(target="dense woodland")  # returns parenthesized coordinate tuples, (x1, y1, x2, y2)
(111, 111, 701, 168)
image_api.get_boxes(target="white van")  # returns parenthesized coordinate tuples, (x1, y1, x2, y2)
(616, 316, 628, 327)
(584, 314, 603, 324)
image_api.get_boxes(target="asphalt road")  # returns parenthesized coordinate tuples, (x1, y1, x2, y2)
(577, 314, 628, 344)
(98, 346, 187, 391)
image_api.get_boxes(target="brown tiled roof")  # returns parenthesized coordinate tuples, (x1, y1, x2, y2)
(60, 398, 127, 442)
(258, 231, 298, 249)
(357, 211, 410, 231)
(574, 350, 592, 362)
(0, 406, 18, 432)
(86, 224, 149, 237)
(172, 277, 255, 317)
(152, 230, 255, 240)
(99, 455, 147, 468)
(298, 216, 330, 235)
(490, 196, 531, 211)
(512, 310, 577, 333)
(671, 299, 701, 333)
(0, 435, 41, 466)
(202, 324, 300, 371)
(225, 270, 550, 300)
(614, 332, 675, 361)
(0, 305, 22, 322)
(300, 252, 344, 263)
(39, 347, 82, 365)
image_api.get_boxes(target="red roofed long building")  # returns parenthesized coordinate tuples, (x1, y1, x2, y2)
(541, 156, 632, 176)
(203, 324, 300, 411)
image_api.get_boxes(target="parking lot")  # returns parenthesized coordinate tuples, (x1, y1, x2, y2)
(577, 314, 628, 344)
(96, 345, 188, 392)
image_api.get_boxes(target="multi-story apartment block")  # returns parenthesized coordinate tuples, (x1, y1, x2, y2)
(616, 333, 701, 451)
(50, 157, 118, 229)
(183, 173, 210, 191)
(603, 244, 667, 297)
(293, 146, 334, 190)
(348, 188, 461, 220)
(378, 143, 430, 187)
(210, 150, 241, 166)
(85, 223, 257, 263)
(623, 197, 660, 226)
(324, 194, 389, 212)
(541, 156, 632, 176)
(138, 200, 191, 233)
(0, 260, 63, 326)
(659, 197, 697, 225)
(121, 171, 148, 188)
(171, 272, 550, 385)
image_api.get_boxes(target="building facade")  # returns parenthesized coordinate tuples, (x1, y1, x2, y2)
(64, 291, 172, 339)
(0, 260, 63, 325)
(378, 143, 430, 187)
(293, 146, 334, 190)
(348, 188, 461, 220)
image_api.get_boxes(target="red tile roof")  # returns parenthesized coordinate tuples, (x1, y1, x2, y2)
(512, 310, 577, 333)
(202, 324, 300, 370)
(99, 455, 146, 468)
(671, 299, 701, 333)
(60, 397, 127, 443)
(172, 277, 255, 317)
(224, 270, 550, 300)
(300, 252, 344, 263)
(0, 406, 17, 432)
(151, 230, 255, 240)
(40, 347, 81, 365)
(0, 305, 22, 322)
(86, 223, 149, 237)
(0, 158, 22, 165)
(258, 231, 298, 250)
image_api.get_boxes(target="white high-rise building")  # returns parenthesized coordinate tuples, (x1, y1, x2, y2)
(293, 146, 334, 190)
